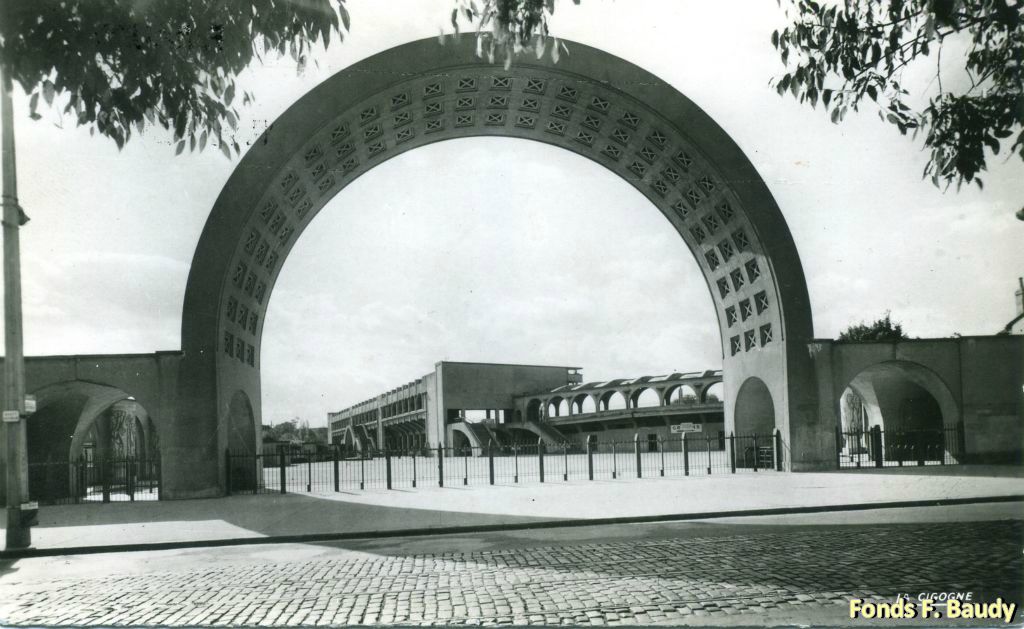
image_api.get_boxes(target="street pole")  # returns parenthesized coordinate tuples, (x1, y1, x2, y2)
(1, 61, 31, 550)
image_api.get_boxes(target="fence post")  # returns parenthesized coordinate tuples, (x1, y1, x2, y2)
(225, 448, 232, 496)
(514, 444, 519, 483)
(729, 433, 736, 474)
(835, 425, 842, 468)
(463, 450, 468, 486)
(333, 445, 340, 492)
(157, 455, 163, 501)
(706, 435, 712, 475)
(562, 443, 568, 481)
(307, 453, 312, 492)
(871, 425, 884, 468)
(253, 450, 259, 495)
(956, 420, 966, 462)
(683, 433, 689, 476)
(587, 439, 594, 481)
(916, 431, 926, 467)
(488, 441, 495, 485)
(386, 449, 393, 489)
(611, 441, 617, 479)
(634, 434, 642, 479)
(74, 456, 83, 504)
(128, 458, 136, 502)
(538, 439, 546, 483)
(774, 429, 783, 471)
(659, 438, 665, 477)
(752, 435, 759, 472)
(279, 445, 287, 494)
(437, 444, 444, 488)
(412, 450, 418, 488)
(102, 456, 111, 503)
(357, 448, 365, 489)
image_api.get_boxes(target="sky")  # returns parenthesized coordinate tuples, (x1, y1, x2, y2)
(6, 1, 1023, 428)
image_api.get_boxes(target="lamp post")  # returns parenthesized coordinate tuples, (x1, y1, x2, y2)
(1, 61, 31, 550)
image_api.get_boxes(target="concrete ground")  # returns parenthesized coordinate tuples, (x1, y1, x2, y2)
(2, 466, 1022, 553)
(1, 502, 1022, 626)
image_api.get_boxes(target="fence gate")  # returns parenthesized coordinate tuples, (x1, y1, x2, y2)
(28, 457, 162, 505)
(836, 424, 965, 469)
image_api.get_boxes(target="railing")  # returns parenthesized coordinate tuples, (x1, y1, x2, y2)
(546, 403, 723, 423)
(226, 432, 784, 496)
(28, 457, 161, 505)
(836, 424, 964, 469)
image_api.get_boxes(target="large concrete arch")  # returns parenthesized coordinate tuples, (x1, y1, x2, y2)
(175, 35, 817, 496)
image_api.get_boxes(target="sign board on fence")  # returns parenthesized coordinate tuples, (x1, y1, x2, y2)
(670, 422, 701, 434)
(2, 410, 19, 423)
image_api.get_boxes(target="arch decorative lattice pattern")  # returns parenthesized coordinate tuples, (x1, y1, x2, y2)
(217, 65, 780, 370)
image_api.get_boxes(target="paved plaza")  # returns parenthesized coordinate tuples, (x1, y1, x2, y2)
(1, 503, 1022, 627)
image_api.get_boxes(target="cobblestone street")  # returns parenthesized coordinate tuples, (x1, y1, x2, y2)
(1, 516, 1022, 627)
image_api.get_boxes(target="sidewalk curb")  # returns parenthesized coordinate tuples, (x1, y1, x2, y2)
(2, 494, 1021, 559)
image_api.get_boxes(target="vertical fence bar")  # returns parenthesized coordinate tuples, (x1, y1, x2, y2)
(659, 439, 665, 477)
(683, 433, 689, 476)
(225, 449, 232, 496)
(956, 421, 966, 462)
(706, 435, 712, 475)
(278, 446, 287, 494)
(775, 429, 783, 471)
(488, 443, 495, 485)
(634, 434, 642, 479)
(834, 425, 842, 469)
(74, 456, 82, 504)
(333, 446, 340, 492)
(128, 458, 136, 502)
(156, 456, 163, 501)
(563, 443, 568, 481)
(729, 434, 736, 474)
(538, 440, 545, 483)
(386, 450, 393, 489)
(102, 456, 111, 503)
(359, 449, 366, 490)
(916, 431, 926, 467)
(752, 435, 759, 472)
(307, 454, 312, 492)
(437, 445, 444, 488)
(253, 450, 259, 494)
(872, 426, 884, 468)
(514, 445, 519, 483)
(587, 439, 594, 481)
(611, 442, 617, 479)
(463, 451, 468, 486)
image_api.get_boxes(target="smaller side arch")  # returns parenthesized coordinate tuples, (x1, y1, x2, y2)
(734, 377, 775, 436)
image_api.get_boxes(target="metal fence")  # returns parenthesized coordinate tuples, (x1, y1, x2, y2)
(227, 432, 783, 496)
(836, 424, 964, 469)
(28, 457, 161, 505)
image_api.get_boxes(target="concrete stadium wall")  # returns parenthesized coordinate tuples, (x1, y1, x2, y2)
(0, 352, 181, 503)
(809, 336, 1023, 464)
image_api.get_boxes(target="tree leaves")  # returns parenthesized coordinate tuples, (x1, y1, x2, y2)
(450, 0, 562, 67)
(1, 0, 352, 159)
(837, 312, 908, 342)
(772, 0, 1024, 192)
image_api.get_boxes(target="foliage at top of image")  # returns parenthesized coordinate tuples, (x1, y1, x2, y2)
(772, 0, 1023, 190)
(450, 0, 577, 68)
(0, 0, 351, 157)
(837, 311, 909, 342)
